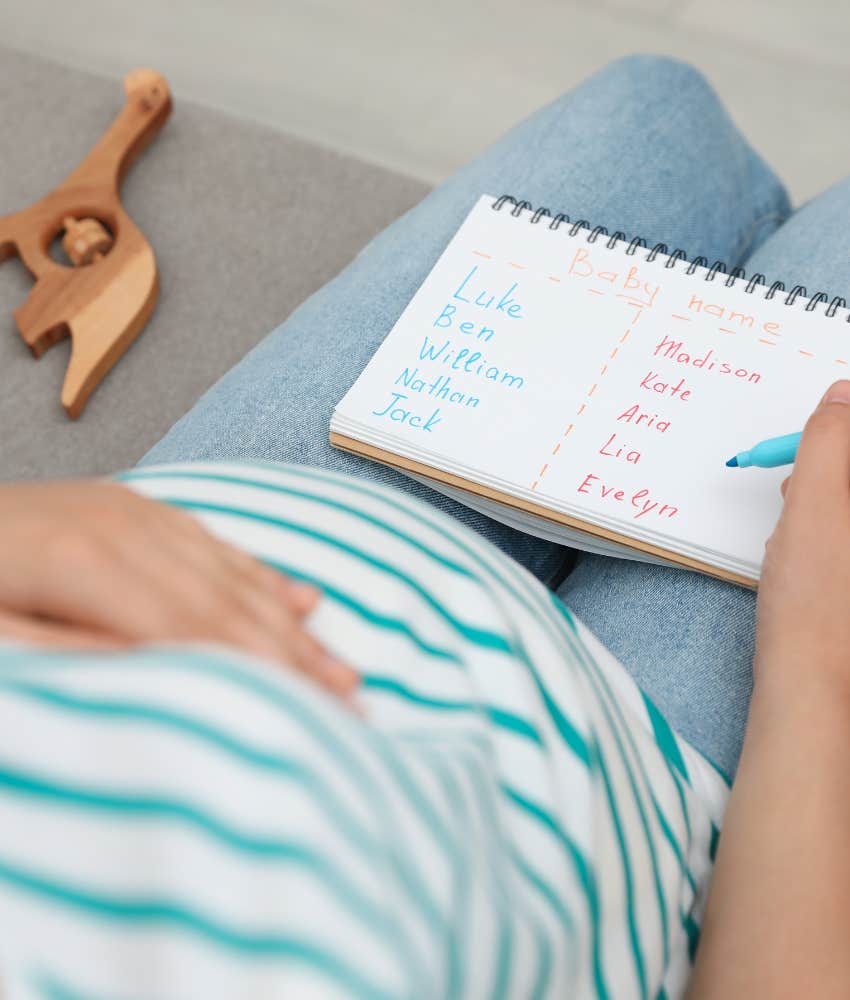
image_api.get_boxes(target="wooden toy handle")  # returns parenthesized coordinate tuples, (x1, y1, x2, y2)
(0, 69, 171, 279)
(67, 69, 172, 192)
(0, 69, 173, 417)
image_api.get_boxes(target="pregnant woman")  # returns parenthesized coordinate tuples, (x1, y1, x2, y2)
(0, 56, 847, 998)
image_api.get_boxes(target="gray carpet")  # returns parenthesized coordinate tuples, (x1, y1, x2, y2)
(0, 47, 428, 479)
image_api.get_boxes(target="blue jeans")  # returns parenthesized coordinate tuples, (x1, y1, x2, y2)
(143, 55, 848, 775)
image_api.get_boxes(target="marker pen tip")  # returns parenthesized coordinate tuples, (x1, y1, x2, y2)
(726, 456, 739, 468)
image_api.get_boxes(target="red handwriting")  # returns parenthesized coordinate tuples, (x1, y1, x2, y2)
(687, 292, 782, 337)
(639, 371, 692, 401)
(654, 335, 762, 384)
(598, 433, 641, 464)
(617, 404, 671, 431)
(577, 473, 679, 520)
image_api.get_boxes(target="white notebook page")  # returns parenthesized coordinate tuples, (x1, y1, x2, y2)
(333, 195, 848, 578)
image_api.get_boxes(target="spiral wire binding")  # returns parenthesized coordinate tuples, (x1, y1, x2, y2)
(492, 195, 849, 321)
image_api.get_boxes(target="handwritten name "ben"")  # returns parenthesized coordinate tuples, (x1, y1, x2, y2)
(577, 473, 679, 520)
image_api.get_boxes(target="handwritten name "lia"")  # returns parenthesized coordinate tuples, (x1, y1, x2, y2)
(598, 433, 641, 464)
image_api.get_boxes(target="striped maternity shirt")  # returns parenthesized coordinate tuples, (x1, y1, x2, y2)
(0, 461, 728, 999)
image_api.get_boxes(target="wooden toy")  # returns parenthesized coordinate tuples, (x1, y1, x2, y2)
(0, 69, 172, 418)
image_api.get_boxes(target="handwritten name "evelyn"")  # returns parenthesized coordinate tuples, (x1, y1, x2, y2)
(578, 473, 679, 520)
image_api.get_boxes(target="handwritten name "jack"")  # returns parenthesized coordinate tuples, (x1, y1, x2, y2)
(372, 392, 442, 433)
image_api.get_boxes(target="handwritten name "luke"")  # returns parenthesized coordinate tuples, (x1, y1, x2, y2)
(452, 266, 525, 318)
(431, 266, 526, 338)
(577, 473, 679, 520)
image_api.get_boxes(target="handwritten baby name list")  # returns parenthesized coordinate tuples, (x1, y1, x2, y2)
(333, 195, 848, 578)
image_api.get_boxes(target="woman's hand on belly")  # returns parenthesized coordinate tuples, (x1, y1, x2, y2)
(0, 479, 358, 697)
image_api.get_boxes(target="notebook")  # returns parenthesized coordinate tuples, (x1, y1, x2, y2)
(330, 194, 847, 586)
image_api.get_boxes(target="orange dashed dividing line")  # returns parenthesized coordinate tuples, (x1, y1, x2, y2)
(587, 288, 604, 296)
(671, 314, 691, 321)
(758, 338, 776, 346)
(509, 262, 526, 269)
(529, 314, 632, 491)
(719, 327, 736, 335)
(472, 250, 492, 259)
(548, 276, 561, 283)
(799, 349, 814, 357)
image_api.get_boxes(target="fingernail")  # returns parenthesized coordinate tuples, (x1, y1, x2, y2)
(823, 380, 850, 405)
(287, 582, 321, 607)
(317, 655, 359, 688)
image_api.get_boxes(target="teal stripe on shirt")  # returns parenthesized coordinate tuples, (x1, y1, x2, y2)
(0, 647, 459, 876)
(167, 497, 514, 655)
(500, 783, 609, 1000)
(0, 856, 399, 1000)
(0, 761, 399, 938)
(361, 674, 544, 746)
(119, 467, 476, 579)
(549, 598, 701, 926)
(0, 677, 381, 858)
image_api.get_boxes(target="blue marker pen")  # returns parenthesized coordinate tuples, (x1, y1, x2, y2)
(726, 431, 802, 469)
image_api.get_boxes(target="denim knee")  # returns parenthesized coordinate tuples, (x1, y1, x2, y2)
(598, 53, 716, 102)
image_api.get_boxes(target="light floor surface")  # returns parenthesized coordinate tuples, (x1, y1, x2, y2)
(0, 1, 846, 207)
